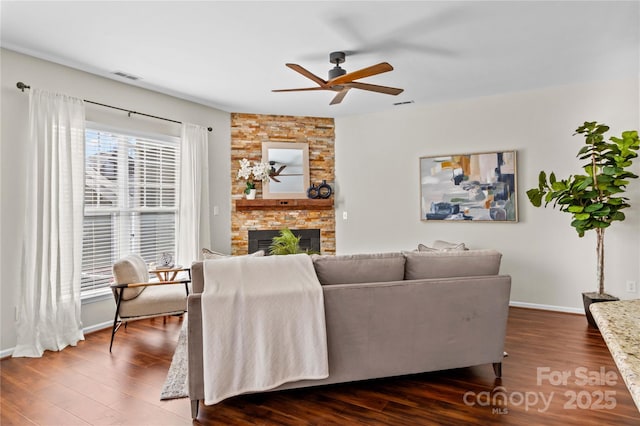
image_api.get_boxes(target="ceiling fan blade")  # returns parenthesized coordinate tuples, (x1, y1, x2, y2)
(286, 63, 327, 86)
(328, 62, 393, 85)
(330, 89, 350, 105)
(345, 82, 404, 96)
(272, 87, 328, 93)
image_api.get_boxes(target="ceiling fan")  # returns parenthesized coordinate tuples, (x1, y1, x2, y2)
(268, 161, 287, 182)
(273, 51, 404, 105)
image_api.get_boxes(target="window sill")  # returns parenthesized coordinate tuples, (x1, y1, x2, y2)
(81, 289, 112, 305)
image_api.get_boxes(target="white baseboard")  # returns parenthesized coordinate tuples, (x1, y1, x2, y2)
(83, 320, 113, 334)
(509, 300, 584, 315)
(0, 320, 113, 359)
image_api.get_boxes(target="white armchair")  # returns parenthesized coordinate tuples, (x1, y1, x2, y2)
(110, 254, 190, 352)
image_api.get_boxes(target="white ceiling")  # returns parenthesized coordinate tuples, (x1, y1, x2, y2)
(1, 1, 638, 118)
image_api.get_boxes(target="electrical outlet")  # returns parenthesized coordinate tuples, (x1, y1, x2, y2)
(343, 211, 348, 220)
(626, 281, 637, 293)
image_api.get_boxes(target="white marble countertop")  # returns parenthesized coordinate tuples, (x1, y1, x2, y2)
(590, 299, 640, 411)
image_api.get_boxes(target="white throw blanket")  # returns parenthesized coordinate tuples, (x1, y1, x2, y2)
(201, 253, 328, 405)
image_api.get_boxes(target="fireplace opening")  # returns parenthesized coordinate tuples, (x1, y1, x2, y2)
(248, 229, 321, 255)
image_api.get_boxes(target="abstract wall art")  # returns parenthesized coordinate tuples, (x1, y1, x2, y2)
(420, 151, 518, 222)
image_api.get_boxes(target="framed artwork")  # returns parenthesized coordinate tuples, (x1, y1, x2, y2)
(420, 151, 518, 222)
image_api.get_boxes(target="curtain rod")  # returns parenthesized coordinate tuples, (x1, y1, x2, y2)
(16, 82, 213, 132)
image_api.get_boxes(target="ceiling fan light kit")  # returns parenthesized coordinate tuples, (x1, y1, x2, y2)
(328, 51, 347, 79)
(273, 51, 404, 105)
(328, 66, 346, 80)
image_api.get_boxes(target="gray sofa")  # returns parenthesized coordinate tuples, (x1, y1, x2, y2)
(187, 249, 511, 418)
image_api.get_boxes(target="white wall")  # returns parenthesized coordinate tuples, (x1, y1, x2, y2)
(335, 78, 640, 312)
(0, 49, 232, 354)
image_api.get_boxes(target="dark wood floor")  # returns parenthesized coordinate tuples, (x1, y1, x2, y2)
(2, 307, 639, 425)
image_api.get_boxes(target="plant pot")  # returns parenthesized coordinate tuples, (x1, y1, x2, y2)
(245, 189, 256, 200)
(582, 292, 619, 328)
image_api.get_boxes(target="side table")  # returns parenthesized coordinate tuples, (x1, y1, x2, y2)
(151, 265, 190, 283)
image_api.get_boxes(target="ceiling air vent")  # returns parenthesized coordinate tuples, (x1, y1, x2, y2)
(393, 100, 415, 106)
(112, 71, 141, 81)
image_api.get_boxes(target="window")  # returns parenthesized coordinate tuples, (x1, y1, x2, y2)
(81, 126, 179, 297)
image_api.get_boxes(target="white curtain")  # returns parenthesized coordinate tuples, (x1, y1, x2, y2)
(13, 89, 86, 357)
(176, 123, 211, 266)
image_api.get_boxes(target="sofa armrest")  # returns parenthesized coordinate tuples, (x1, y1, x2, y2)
(191, 261, 204, 294)
(187, 294, 204, 402)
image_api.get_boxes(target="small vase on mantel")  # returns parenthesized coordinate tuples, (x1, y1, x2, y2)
(245, 189, 257, 200)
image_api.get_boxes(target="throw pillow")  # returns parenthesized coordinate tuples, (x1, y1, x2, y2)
(418, 240, 467, 252)
(112, 254, 149, 301)
(201, 248, 265, 260)
(201, 248, 229, 260)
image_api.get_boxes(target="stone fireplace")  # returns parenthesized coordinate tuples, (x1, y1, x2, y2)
(230, 113, 336, 255)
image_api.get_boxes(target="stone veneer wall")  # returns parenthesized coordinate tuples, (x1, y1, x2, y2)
(230, 113, 336, 255)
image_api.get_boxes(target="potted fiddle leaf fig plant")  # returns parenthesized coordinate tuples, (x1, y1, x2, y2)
(526, 121, 639, 327)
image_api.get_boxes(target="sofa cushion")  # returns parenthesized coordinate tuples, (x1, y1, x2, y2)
(403, 249, 502, 280)
(312, 252, 406, 285)
(118, 281, 188, 318)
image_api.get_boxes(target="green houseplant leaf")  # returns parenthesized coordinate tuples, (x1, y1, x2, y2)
(269, 228, 303, 255)
(527, 122, 639, 296)
(269, 228, 320, 255)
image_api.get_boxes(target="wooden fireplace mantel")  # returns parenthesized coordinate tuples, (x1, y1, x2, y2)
(235, 198, 334, 211)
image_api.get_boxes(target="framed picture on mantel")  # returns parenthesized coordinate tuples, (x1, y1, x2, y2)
(262, 142, 310, 199)
(419, 151, 518, 222)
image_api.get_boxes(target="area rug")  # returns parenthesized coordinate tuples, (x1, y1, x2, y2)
(160, 320, 189, 400)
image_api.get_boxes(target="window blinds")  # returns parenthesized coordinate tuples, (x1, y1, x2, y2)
(81, 128, 179, 295)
